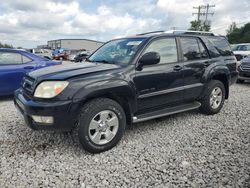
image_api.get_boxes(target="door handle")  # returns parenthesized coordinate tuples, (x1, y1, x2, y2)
(24, 66, 35, 69)
(173, 65, 183, 71)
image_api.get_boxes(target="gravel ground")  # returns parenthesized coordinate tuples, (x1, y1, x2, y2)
(0, 84, 249, 188)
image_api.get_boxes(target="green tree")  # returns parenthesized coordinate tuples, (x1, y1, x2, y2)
(0, 42, 13, 48)
(227, 22, 250, 44)
(189, 20, 211, 32)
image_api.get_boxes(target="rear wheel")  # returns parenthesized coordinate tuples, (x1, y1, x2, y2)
(74, 98, 126, 153)
(199, 80, 225, 115)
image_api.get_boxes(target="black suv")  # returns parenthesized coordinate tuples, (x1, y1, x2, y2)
(14, 30, 238, 153)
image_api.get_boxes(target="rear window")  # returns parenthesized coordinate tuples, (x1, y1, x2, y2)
(207, 37, 233, 56)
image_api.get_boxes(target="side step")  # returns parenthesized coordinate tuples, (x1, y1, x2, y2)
(133, 101, 201, 123)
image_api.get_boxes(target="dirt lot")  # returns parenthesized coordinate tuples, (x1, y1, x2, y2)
(0, 83, 249, 187)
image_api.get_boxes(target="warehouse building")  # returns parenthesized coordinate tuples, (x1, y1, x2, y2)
(47, 39, 104, 52)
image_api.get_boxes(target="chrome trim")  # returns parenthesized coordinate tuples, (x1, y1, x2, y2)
(138, 83, 203, 99)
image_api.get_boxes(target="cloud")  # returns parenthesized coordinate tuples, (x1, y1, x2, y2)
(0, 0, 249, 48)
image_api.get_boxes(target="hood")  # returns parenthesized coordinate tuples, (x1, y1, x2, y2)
(28, 62, 120, 81)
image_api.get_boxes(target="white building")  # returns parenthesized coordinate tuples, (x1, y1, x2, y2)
(47, 39, 104, 52)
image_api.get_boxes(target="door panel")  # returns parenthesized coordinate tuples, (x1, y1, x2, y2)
(179, 37, 209, 101)
(134, 37, 184, 111)
(135, 62, 184, 111)
(0, 52, 35, 95)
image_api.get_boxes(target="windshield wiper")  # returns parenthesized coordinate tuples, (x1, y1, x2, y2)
(94, 60, 114, 64)
(85, 57, 92, 62)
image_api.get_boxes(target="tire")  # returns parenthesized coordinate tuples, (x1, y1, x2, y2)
(199, 80, 225, 115)
(237, 79, 244, 83)
(73, 98, 126, 153)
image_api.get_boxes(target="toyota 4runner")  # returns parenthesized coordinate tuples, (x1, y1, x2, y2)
(14, 30, 238, 153)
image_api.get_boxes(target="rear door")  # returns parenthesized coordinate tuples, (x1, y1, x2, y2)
(178, 37, 210, 102)
(0, 52, 35, 95)
(134, 37, 184, 111)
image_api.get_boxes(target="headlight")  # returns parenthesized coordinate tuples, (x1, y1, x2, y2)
(34, 81, 69, 98)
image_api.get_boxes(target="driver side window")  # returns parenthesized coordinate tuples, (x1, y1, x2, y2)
(143, 38, 178, 64)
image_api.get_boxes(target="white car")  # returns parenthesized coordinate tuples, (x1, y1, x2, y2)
(232, 43, 250, 61)
(30, 48, 53, 60)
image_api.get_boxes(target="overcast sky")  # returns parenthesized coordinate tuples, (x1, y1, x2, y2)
(0, 0, 249, 48)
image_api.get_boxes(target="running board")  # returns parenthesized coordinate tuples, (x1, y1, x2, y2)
(133, 101, 201, 123)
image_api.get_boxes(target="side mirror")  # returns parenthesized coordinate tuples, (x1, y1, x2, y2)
(137, 52, 160, 70)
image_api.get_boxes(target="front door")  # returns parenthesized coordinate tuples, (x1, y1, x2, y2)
(134, 37, 184, 111)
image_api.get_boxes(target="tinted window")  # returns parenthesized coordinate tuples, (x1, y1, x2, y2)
(143, 38, 178, 64)
(0, 52, 22, 65)
(197, 40, 209, 59)
(180, 38, 201, 61)
(201, 37, 220, 58)
(237, 45, 250, 51)
(89, 38, 146, 65)
(208, 37, 233, 56)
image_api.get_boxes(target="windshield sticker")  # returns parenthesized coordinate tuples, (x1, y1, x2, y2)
(126, 41, 143, 46)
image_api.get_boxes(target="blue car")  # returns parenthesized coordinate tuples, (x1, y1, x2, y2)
(0, 49, 62, 96)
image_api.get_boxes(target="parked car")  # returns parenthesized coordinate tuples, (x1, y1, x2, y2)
(0, 49, 62, 96)
(237, 55, 250, 83)
(29, 48, 53, 60)
(14, 30, 238, 153)
(52, 49, 70, 60)
(232, 43, 250, 61)
(74, 51, 91, 62)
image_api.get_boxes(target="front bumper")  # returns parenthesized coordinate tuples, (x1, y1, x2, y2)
(14, 89, 79, 131)
(238, 70, 250, 80)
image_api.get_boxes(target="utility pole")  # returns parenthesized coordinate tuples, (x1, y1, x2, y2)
(201, 4, 215, 25)
(192, 4, 215, 22)
(192, 6, 201, 21)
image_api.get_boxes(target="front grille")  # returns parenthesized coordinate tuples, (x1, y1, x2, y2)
(241, 64, 250, 71)
(22, 76, 35, 95)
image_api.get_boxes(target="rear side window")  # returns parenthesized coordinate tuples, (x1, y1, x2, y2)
(180, 37, 206, 61)
(201, 38, 220, 58)
(0, 52, 23, 65)
(208, 37, 233, 56)
(22, 55, 32, 63)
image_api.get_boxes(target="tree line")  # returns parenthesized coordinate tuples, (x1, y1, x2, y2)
(189, 20, 250, 44)
(0, 42, 13, 48)
(226, 22, 250, 44)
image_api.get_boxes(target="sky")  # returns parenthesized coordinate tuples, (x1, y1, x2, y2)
(0, 0, 249, 48)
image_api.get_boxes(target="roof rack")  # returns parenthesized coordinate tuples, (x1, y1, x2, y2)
(164, 30, 215, 36)
(136, 30, 165, 36)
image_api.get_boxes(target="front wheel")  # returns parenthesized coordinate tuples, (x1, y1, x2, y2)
(74, 98, 126, 153)
(199, 80, 225, 115)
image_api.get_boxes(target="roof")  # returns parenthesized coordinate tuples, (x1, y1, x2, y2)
(47, 38, 104, 43)
(122, 30, 223, 40)
(0, 48, 49, 60)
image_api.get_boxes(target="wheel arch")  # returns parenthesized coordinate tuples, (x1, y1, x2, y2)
(73, 80, 137, 125)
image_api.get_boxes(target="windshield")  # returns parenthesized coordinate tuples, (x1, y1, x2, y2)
(88, 38, 146, 65)
(232, 44, 250, 51)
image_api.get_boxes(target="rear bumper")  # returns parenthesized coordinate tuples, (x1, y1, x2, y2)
(14, 89, 79, 131)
